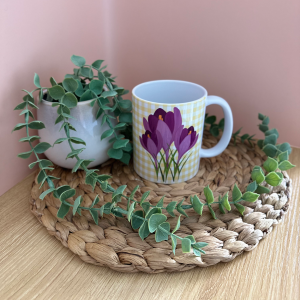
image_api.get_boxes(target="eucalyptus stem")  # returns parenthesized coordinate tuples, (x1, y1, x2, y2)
(23, 103, 56, 189)
(13, 55, 295, 257)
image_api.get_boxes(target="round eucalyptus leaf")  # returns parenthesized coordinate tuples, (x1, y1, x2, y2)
(263, 144, 278, 158)
(265, 172, 282, 186)
(12, 123, 26, 132)
(120, 152, 130, 165)
(28, 121, 45, 130)
(62, 78, 78, 92)
(205, 115, 216, 124)
(60, 188, 76, 202)
(57, 105, 70, 115)
(75, 80, 84, 97)
(108, 148, 123, 159)
(102, 90, 117, 98)
(278, 160, 295, 171)
(203, 185, 214, 204)
(234, 203, 245, 215)
(118, 100, 132, 111)
(48, 85, 65, 100)
(113, 139, 129, 149)
(251, 167, 265, 185)
(80, 67, 93, 78)
(138, 221, 150, 240)
(241, 191, 259, 202)
(98, 71, 105, 81)
(50, 77, 57, 86)
(89, 79, 104, 95)
(119, 113, 132, 123)
(263, 157, 278, 172)
(92, 60, 104, 70)
(246, 181, 257, 193)
(181, 238, 192, 253)
(148, 213, 167, 233)
(80, 90, 93, 102)
(277, 142, 292, 155)
(191, 195, 204, 215)
(210, 125, 219, 137)
(18, 150, 33, 159)
(34, 142, 52, 154)
(131, 211, 144, 230)
(34, 73, 41, 88)
(155, 222, 170, 242)
(71, 55, 86, 67)
(62, 92, 78, 108)
(259, 124, 269, 133)
(264, 133, 277, 146)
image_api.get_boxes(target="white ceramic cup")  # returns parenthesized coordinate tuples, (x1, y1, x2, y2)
(132, 80, 233, 184)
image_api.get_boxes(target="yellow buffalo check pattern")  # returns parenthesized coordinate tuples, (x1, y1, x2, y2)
(132, 95, 206, 184)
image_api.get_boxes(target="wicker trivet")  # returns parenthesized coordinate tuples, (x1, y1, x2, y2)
(30, 130, 292, 273)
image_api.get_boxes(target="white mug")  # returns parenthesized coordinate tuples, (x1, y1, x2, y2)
(132, 80, 233, 184)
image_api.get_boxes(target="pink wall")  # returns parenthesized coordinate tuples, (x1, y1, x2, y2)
(107, 0, 300, 145)
(1, 0, 300, 195)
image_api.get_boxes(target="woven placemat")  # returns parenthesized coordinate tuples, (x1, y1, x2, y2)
(30, 130, 292, 273)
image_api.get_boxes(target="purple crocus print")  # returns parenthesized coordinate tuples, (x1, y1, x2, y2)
(143, 107, 183, 163)
(139, 130, 163, 167)
(140, 107, 198, 182)
(175, 126, 199, 163)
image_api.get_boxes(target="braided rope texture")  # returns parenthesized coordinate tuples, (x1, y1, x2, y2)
(30, 131, 292, 273)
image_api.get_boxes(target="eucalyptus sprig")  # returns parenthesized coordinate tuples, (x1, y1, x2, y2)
(12, 57, 295, 257)
(205, 114, 255, 146)
(12, 95, 58, 190)
(191, 184, 259, 217)
(257, 113, 292, 158)
(232, 128, 255, 146)
(204, 114, 225, 137)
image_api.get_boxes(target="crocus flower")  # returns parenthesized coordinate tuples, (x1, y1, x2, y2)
(139, 130, 163, 167)
(142, 107, 183, 162)
(175, 126, 199, 163)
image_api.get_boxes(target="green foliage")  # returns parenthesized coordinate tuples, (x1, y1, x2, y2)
(204, 185, 214, 204)
(232, 184, 242, 202)
(201, 183, 260, 217)
(71, 55, 86, 67)
(255, 185, 270, 194)
(278, 160, 295, 171)
(62, 78, 78, 93)
(263, 157, 278, 172)
(246, 181, 257, 193)
(34, 142, 52, 154)
(49, 85, 65, 100)
(148, 214, 167, 232)
(251, 166, 265, 184)
(13, 57, 296, 256)
(204, 114, 255, 146)
(258, 113, 292, 158)
(190, 195, 204, 215)
(265, 172, 282, 186)
(34, 73, 41, 88)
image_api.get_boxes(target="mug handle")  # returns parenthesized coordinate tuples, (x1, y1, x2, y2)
(201, 95, 233, 158)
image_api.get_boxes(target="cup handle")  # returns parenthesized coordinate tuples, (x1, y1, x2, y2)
(201, 95, 233, 158)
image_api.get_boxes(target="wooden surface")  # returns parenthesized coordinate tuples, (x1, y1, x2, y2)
(0, 149, 299, 300)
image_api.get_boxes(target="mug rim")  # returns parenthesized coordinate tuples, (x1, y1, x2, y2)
(132, 79, 208, 105)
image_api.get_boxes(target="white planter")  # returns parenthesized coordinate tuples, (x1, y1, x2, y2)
(37, 98, 115, 169)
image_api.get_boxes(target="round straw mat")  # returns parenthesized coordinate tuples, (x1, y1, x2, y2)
(30, 130, 292, 273)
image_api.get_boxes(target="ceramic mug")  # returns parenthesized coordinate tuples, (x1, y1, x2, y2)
(132, 80, 233, 184)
